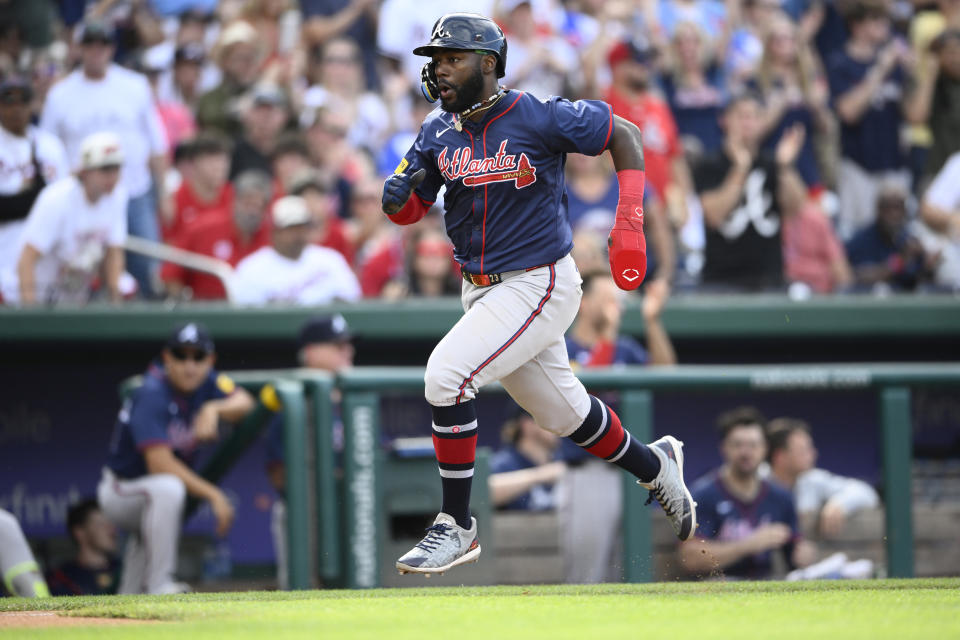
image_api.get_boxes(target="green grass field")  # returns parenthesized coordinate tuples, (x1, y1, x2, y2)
(2, 579, 958, 639)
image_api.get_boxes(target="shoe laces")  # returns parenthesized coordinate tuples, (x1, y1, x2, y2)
(644, 483, 676, 518)
(415, 523, 452, 552)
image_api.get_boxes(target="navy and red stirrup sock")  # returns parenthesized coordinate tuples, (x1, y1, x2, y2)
(567, 395, 661, 483)
(431, 401, 478, 529)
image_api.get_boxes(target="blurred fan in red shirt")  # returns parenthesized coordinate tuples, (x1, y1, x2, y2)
(161, 170, 273, 300)
(163, 134, 234, 242)
(604, 39, 692, 219)
(289, 169, 354, 265)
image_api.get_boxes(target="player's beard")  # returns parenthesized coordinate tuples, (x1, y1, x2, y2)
(440, 63, 485, 114)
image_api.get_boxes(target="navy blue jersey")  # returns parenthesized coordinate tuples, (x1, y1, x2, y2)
(398, 90, 614, 274)
(46, 557, 120, 596)
(827, 50, 905, 172)
(691, 470, 800, 579)
(745, 77, 821, 188)
(659, 69, 727, 155)
(105, 363, 235, 479)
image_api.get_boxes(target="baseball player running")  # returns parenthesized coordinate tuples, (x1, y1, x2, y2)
(383, 13, 696, 576)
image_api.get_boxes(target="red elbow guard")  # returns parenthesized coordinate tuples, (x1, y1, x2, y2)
(388, 194, 432, 226)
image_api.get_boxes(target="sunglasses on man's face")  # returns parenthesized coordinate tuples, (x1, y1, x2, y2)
(170, 348, 209, 362)
(0, 92, 31, 105)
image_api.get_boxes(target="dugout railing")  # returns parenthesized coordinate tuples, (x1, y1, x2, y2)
(337, 363, 960, 587)
(119, 362, 958, 589)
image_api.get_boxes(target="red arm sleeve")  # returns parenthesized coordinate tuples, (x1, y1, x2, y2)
(387, 194, 433, 226)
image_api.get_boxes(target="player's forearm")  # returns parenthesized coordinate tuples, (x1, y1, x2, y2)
(149, 154, 167, 191)
(831, 256, 854, 291)
(701, 166, 749, 228)
(919, 202, 957, 234)
(835, 69, 886, 125)
(776, 164, 808, 217)
(643, 317, 677, 366)
(16, 245, 40, 306)
(303, 3, 364, 45)
(207, 388, 256, 423)
(606, 115, 644, 172)
(149, 154, 171, 224)
(104, 247, 124, 302)
(145, 448, 223, 502)
(680, 538, 756, 572)
(647, 200, 676, 283)
(829, 479, 880, 513)
(488, 462, 564, 507)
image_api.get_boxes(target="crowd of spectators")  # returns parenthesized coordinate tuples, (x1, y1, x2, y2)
(1, 0, 959, 306)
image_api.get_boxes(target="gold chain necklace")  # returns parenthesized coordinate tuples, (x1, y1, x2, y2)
(454, 87, 506, 131)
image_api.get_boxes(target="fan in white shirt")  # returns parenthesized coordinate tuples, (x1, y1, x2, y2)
(0, 77, 70, 279)
(2, 132, 129, 306)
(39, 22, 168, 202)
(233, 196, 361, 305)
(920, 151, 960, 290)
(39, 20, 170, 298)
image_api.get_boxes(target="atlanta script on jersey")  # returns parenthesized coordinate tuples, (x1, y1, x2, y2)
(397, 89, 613, 275)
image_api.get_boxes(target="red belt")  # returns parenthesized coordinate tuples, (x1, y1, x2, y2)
(461, 263, 554, 287)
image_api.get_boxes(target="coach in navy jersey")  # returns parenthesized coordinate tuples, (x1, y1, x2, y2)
(680, 407, 816, 579)
(383, 13, 697, 577)
(97, 322, 255, 593)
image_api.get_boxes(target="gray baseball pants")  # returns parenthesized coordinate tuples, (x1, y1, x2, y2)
(97, 467, 186, 594)
(425, 254, 592, 435)
(0, 508, 49, 597)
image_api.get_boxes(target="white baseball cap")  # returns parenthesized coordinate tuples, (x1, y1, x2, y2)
(272, 196, 312, 228)
(218, 21, 259, 51)
(80, 132, 124, 170)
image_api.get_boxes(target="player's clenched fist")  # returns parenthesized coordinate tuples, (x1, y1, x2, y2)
(382, 168, 426, 215)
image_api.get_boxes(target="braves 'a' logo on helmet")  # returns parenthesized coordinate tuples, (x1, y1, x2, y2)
(414, 13, 508, 78)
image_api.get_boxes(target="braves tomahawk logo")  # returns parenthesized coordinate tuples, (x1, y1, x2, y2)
(438, 139, 537, 189)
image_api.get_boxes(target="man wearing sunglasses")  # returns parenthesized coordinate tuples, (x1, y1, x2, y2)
(97, 322, 255, 594)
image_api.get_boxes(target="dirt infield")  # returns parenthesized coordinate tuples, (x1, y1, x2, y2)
(0, 611, 158, 628)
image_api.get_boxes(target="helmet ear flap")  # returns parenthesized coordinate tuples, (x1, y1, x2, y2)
(420, 62, 439, 103)
(496, 39, 508, 78)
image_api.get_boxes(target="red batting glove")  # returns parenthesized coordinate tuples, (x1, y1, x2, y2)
(608, 169, 647, 290)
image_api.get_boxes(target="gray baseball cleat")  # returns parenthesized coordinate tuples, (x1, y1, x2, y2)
(396, 512, 481, 576)
(638, 435, 697, 540)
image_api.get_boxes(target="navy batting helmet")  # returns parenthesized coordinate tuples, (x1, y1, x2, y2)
(413, 13, 508, 78)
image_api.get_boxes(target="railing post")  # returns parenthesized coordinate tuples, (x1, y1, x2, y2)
(275, 380, 311, 590)
(308, 375, 342, 584)
(342, 391, 381, 588)
(880, 386, 914, 578)
(620, 389, 654, 582)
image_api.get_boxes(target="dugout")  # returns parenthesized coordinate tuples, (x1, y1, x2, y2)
(2, 295, 960, 587)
